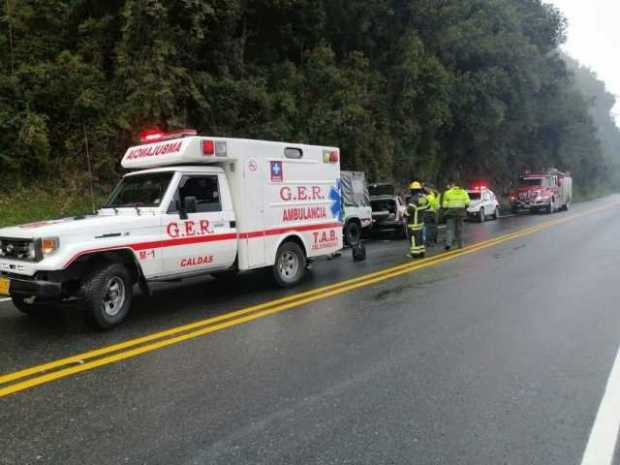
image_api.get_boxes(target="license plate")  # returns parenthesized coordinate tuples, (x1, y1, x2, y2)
(0, 277, 10, 296)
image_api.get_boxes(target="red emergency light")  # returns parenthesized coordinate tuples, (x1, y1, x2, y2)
(139, 128, 197, 144)
(202, 140, 215, 156)
(469, 182, 488, 191)
(323, 150, 339, 163)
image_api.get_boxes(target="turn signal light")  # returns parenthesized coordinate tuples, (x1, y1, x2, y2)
(41, 237, 59, 256)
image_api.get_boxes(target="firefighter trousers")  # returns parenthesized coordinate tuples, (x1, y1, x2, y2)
(408, 224, 425, 257)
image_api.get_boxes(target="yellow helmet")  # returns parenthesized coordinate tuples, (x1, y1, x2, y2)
(409, 181, 423, 190)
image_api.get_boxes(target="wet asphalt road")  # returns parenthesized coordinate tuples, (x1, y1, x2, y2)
(1, 196, 620, 465)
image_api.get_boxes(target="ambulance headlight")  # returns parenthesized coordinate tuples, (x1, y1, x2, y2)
(40, 237, 60, 256)
(27, 242, 37, 259)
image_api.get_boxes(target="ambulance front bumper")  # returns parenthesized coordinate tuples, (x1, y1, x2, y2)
(2, 273, 62, 299)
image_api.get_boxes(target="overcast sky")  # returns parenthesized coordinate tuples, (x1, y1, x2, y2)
(547, 0, 620, 121)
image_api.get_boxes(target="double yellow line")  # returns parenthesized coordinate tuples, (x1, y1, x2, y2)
(0, 206, 609, 398)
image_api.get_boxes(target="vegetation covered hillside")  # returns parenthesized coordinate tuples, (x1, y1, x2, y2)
(1, 0, 619, 215)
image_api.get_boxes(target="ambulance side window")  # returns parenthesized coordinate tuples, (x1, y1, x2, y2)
(171, 175, 221, 213)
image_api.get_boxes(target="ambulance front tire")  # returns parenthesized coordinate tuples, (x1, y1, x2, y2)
(273, 241, 307, 288)
(81, 262, 133, 330)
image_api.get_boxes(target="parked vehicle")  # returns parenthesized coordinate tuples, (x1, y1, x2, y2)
(509, 169, 573, 214)
(466, 186, 500, 222)
(369, 183, 408, 238)
(0, 129, 343, 328)
(341, 171, 372, 246)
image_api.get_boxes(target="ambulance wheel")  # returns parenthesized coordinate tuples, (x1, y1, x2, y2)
(273, 242, 306, 288)
(82, 262, 133, 330)
(493, 207, 500, 220)
(344, 221, 362, 246)
(478, 208, 485, 223)
(12, 296, 56, 316)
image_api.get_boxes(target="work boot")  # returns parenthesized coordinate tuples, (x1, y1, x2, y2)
(445, 245, 451, 251)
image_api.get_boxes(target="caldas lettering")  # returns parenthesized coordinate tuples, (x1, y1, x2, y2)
(180, 255, 214, 268)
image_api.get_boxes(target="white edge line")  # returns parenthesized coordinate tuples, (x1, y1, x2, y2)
(581, 345, 620, 465)
(0, 298, 12, 303)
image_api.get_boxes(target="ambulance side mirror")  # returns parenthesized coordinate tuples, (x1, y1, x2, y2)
(183, 196, 198, 214)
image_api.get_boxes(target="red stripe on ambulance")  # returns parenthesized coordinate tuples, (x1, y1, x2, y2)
(64, 223, 341, 267)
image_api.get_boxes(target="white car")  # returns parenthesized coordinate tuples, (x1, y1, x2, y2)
(466, 187, 500, 222)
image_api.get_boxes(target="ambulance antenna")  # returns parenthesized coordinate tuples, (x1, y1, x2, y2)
(82, 124, 96, 214)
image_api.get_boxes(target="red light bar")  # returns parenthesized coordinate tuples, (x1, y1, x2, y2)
(139, 128, 197, 144)
(469, 182, 488, 191)
(139, 129, 165, 143)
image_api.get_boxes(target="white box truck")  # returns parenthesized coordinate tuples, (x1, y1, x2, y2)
(0, 129, 343, 328)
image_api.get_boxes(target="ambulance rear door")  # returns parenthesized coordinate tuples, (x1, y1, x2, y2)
(240, 157, 267, 268)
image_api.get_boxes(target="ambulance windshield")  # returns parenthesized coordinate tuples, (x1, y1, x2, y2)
(104, 172, 174, 208)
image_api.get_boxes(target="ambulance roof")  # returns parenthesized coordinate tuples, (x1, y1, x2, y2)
(121, 135, 339, 170)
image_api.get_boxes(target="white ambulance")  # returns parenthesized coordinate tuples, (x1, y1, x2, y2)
(0, 129, 343, 328)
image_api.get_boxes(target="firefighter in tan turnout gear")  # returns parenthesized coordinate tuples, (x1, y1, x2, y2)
(406, 181, 430, 258)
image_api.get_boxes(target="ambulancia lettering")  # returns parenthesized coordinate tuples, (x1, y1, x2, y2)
(283, 207, 328, 222)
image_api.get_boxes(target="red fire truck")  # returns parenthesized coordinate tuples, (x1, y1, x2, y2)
(509, 169, 573, 214)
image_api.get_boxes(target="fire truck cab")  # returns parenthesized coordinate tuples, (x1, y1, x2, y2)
(509, 169, 573, 214)
(0, 130, 343, 328)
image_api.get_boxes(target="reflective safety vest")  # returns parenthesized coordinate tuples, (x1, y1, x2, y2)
(442, 187, 471, 209)
(425, 191, 438, 212)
